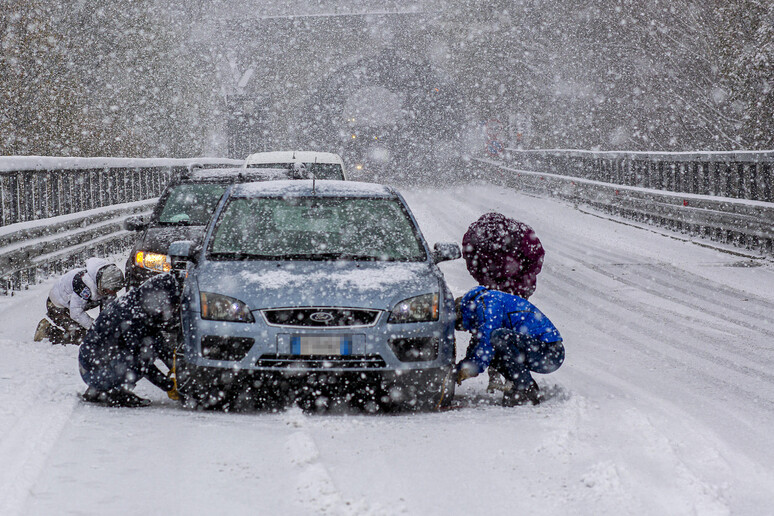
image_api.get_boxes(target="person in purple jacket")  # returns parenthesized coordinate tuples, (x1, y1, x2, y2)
(455, 213, 564, 405)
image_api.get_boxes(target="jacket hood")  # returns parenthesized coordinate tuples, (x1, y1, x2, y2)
(85, 257, 112, 281)
(460, 285, 488, 331)
(135, 273, 182, 325)
(192, 260, 440, 311)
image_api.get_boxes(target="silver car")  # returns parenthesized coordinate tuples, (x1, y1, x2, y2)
(172, 180, 460, 411)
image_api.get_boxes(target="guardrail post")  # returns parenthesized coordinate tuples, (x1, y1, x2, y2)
(743, 163, 755, 200)
(761, 163, 773, 202)
(718, 162, 728, 197)
(698, 162, 709, 195)
(11, 173, 21, 224)
(728, 162, 739, 198)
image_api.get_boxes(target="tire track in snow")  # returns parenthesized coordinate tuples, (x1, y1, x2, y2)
(553, 239, 774, 338)
(546, 243, 774, 367)
(538, 268, 774, 469)
(543, 266, 774, 404)
(531, 296, 774, 506)
(0, 280, 84, 515)
(547, 254, 774, 365)
(283, 408, 397, 516)
(0, 352, 78, 516)
(539, 394, 731, 515)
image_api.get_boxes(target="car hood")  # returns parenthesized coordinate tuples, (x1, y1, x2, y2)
(136, 225, 207, 254)
(192, 260, 441, 311)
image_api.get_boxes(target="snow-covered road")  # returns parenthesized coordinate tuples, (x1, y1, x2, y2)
(2, 183, 774, 515)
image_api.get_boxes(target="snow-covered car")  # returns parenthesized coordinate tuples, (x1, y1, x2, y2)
(243, 150, 347, 180)
(123, 167, 294, 288)
(171, 180, 461, 411)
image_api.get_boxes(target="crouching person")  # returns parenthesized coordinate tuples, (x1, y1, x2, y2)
(78, 273, 181, 407)
(455, 286, 564, 406)
(34, 258, 124, 345)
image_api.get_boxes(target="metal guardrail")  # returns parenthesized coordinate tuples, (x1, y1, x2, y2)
(475, 152, 774, 256)
(0, 157, 241, 293)
(502, 149, 774, 202)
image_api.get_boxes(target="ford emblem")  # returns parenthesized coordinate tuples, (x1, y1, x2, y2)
(309, 311, 334, 323)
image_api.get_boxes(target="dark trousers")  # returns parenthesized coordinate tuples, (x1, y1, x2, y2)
(78, 347, 141, 392)
(78, 339, 173, 393)
(46, 299, 87, 345)
(489, 328, 564, 390)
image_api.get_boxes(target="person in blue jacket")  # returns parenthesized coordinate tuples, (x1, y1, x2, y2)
(78, 273, 181, 407)
(454, 286, 565, 406)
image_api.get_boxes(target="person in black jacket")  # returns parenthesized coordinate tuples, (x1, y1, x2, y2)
(78, 273, 181, 407)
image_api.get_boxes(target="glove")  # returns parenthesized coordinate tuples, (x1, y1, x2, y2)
(167, 386, 181, 401)
(456, 369, 473, 385)
(455, 361, 479, 385)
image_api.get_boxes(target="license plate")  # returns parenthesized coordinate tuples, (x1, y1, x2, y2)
(291, 335, 352, 356)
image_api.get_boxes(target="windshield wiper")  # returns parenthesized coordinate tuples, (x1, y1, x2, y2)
(208, 252, 281, 260)
(278, 253, 392, 261)
(158, 220, 200, 227)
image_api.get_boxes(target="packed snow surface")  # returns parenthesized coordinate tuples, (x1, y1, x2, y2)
(2, 184, 774, 515)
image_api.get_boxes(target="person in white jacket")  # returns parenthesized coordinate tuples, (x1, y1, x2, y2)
(33, 258, 125, 345)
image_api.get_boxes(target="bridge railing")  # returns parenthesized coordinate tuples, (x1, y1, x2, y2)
(474, 149, 774, 256)
(0, 157, 241, 293)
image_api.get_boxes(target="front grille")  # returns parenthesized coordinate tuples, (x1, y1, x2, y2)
(255, 354, 387, 369)
(262, 308, 381, 327)
(201, 336, 255, 361)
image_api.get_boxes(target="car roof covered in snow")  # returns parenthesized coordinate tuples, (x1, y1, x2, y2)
(177, 167, 292, 183)
(243, 150, 343, 165)
(231, 180, 395, 198)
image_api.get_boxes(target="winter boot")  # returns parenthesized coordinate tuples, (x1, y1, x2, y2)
(502, 379, 540, 406)
(82, 387, 151, 407)
(33, 319, 51, 341)
(487, 371, 513, 392)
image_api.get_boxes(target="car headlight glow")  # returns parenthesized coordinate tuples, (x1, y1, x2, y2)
(388, 293, 440, 324)
(200, 292, 254, 322)
(135, 251, 171, 273)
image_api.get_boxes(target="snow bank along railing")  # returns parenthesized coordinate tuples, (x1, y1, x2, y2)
(475, 149, 774, 255)
(0, 157, 241, 293)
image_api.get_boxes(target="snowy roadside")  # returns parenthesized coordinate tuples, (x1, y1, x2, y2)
(0, 280, 81, 515)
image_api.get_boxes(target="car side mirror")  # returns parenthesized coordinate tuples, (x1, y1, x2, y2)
(123, 215, 147, 232)
(168, 240, 197, 268)
(432, 242, 462, 263)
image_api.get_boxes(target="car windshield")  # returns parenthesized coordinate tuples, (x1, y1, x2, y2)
(157, 183, 227, 225)
(208, 196, 426, 261)
(247, 162, 344, 180)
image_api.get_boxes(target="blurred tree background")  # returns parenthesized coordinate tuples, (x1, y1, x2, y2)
(1, 0, 217, 157)
(0, 0, 772, 156)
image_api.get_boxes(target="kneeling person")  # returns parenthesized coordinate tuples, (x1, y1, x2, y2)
(79, 273, 181, 407)
(35, 258, 124, 345)
(455, 286, 564, 405)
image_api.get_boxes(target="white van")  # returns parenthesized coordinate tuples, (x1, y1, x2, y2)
(243, 151, 347, 180)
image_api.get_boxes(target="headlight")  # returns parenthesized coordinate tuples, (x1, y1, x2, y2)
(200, 292, 255, 322)
(135, 251, 171, 272)
(388, 293, 439, 324)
